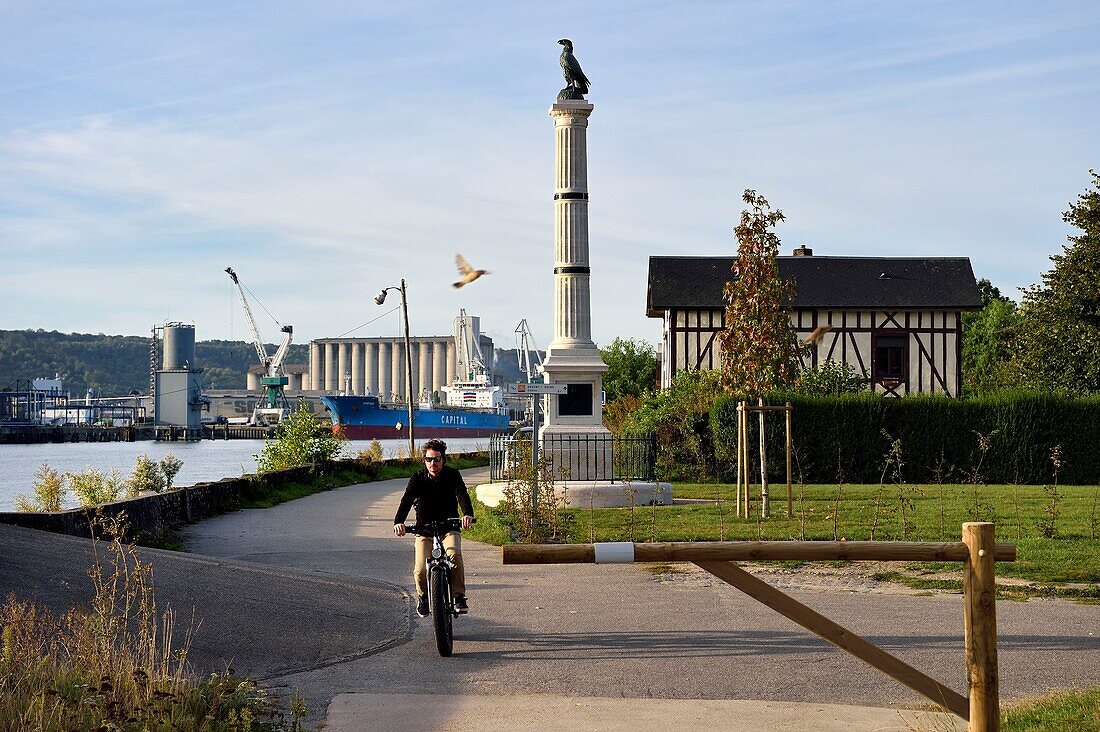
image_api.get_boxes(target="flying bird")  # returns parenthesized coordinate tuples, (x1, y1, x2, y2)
(802, 324, 834, 346)
(558, 39, 590, 98)
(453, 253, 489, 288)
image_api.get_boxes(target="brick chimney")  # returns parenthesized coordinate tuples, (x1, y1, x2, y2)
(793, 245, 813, 256)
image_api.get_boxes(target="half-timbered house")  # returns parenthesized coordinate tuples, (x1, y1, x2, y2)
(646, 249, 982, 397)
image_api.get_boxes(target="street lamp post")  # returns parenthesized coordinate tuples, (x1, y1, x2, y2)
(374, 279, 415, 457)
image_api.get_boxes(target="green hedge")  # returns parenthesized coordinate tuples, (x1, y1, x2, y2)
(709, 391, 1100, 485)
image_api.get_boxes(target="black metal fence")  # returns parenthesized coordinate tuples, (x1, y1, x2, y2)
(489, 432, 657, 483)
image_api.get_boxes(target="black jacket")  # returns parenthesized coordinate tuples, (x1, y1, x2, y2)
(393, 465, 474, 526)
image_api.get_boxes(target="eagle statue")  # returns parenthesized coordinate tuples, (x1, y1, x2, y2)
(557, 39, 591, 100)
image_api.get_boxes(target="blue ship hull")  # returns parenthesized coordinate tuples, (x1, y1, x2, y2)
(319, 395, 509, 439)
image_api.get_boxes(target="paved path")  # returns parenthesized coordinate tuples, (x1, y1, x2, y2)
(177, 468, 1099, 730)
(4, 468, 1097, 730)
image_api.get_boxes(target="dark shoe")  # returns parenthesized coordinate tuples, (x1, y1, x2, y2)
(416, 595, 429, 617)
(454, 595, 469, 614)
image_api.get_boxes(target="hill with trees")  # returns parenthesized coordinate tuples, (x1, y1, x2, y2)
(0, 329, 309, 396)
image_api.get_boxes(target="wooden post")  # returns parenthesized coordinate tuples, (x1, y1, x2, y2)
(964, 522, 1000, 732)
(741, 401, 750, 517)
(735, 402, 743, 518)
(758, 397, 769, 518)
(785, 402, 792, 518)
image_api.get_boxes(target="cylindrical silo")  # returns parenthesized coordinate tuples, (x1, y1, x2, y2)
(432, 340, 446, 392)
(365, 342, 378, 395)
(377, 341, 391, 400)
(418, 342, 431, 398)
(162, 324, 196, 370)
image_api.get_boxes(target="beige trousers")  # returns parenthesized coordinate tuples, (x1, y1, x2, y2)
(414, 531, 465, 598)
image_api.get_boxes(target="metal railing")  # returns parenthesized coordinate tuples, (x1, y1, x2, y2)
(490, 432, 656, 482)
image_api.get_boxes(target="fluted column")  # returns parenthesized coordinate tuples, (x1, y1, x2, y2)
(549, 100, 596, 351)
(365, 342, 378, 396)
(377, 341, 391, 400)
(541, 98, 608, 439)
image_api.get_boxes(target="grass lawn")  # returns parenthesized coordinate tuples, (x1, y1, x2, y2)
(1002, 686, 1100, 731)
(473, 481, 1100, 590)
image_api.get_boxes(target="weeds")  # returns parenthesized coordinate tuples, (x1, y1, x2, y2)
(14, 462, 67, 512)
(0, 514, 306, 731)
(1039, 445, 1063, 539)
(500, 442, 567, 543)
(832, 449, 844, 541)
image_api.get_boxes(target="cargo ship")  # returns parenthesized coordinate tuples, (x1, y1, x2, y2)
(319, 389, 509, 440)
(319, 308, 512, 439)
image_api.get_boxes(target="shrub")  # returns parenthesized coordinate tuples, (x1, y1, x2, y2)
(66, 467, 124, 507)
(257, 403, 346, 473)
(13, 462, 67, 513)
(159, 453, 183, 490)
(126, 454, 166, 494)
(795, 361, 866, 396)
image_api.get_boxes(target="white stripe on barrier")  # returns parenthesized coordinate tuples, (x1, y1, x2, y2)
(593, 542, 635, 564)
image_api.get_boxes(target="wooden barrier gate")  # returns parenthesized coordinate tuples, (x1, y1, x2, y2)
(503, 522, 1012, 732)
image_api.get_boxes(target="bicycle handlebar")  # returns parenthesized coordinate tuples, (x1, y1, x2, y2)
(400, 517, 474, 537)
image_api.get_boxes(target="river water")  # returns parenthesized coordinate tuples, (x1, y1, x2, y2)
(0, 437, 490, 511)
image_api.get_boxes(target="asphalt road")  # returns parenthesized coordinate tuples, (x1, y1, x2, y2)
(4, 468, 1098, 730)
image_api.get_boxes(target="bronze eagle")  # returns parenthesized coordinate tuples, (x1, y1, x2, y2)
(558, 39, 590, 99)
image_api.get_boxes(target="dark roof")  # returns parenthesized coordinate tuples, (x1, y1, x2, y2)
(646, 256, 982, 316)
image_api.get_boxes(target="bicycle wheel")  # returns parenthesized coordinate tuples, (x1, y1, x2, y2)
(430, 565, 453, 657)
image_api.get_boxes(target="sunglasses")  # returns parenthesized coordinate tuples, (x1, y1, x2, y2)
(424, 456, 443, 463)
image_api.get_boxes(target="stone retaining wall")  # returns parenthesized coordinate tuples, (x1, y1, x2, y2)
(0, 459, 387, 539)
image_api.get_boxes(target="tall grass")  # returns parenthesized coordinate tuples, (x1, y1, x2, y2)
(0, 515, 306, 731)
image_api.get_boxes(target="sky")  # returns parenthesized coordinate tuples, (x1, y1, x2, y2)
(2, 1, 1098, 355)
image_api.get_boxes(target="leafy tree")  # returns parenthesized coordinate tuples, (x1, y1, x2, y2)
(1012, 171, 1100, 393)
(599, 338, 657, 402)
(961, 291, 1020, 394)
(718, 190, 801, 396)
(256, 402, 346, 472)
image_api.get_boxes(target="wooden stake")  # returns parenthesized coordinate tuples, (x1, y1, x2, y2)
(696, 560, 969, 720)
(742, 400, 750, 517)
(785, 401, 793, 518)
(758, 397, 769, 518)
(735, 402, 743, 518)
(964, 522, 1000, 731)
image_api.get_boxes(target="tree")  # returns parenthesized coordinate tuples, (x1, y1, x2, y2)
(257, 402, 346, 472)
(961, 278, 1020, 393)
(718, 190, 801, 396)
(600, 338, 657, 402)
(1012, 171, 1100, 393)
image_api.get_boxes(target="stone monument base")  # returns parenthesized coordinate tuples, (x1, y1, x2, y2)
(475, 480, 673, 510)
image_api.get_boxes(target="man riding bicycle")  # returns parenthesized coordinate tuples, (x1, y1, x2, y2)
(393, 439, 474, 617)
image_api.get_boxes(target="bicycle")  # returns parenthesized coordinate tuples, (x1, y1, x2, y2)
(400, 517, 469, 657)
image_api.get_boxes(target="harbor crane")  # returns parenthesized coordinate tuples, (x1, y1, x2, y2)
(515, 319, 544, 382)
(225, 267, 292, 426)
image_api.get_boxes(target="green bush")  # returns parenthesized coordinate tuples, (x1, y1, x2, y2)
(256, 403, 346, 473)
(710, 390, 1100, 484)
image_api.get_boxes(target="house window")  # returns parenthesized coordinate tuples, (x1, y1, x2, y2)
(873, 334, 908, 381)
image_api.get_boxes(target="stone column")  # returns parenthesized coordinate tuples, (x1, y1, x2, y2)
(377, 341, 391, 400)
(324, 342, 338, 393)
(365, 342, 378, 396)
(310, 342, 322, 391)
(432, 340, 447, 392)
(541, 99, 609, 442)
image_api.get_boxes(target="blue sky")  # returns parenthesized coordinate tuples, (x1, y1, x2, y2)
(2, 1, 1098, 353)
